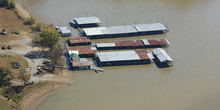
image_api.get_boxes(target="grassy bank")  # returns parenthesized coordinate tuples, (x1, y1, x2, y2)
(0, 98, 9, 110)
(0, 53, 28, 79)
(0, 8, 31, 43)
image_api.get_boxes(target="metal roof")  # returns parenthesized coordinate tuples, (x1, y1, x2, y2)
(83, 23, 166, 37)
(83, 25, 138, 36)
(83, 27, 107, 36)
(147, 39, 169, 46)
(115, 40, 144, 47)
(132, 23, 167, 32)
(141, 39, 150, 45)
(58, 27, 71, 34)
(135, 50, 150, 60)
(96, 39, 169, 48)
(107, 25, 138, 34)
(96, 42, 116, 47)
(68, 37, 91, 44)
(97, 51, 140, 62)
(68, 47, 97, 55)
(73, 16, 101, 25)
(152, 48, 173, 62)
(97, 50, 151, 62)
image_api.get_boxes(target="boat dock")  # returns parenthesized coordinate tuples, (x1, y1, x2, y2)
(95, 39, 169, 50)
(82, 23, 167, 39)
(70, 16, 101, 28)
(68, 55, 95, 70)
(152, 48, 173, 67)
(67, 37, 91, 46)
(95, 50, 154, 66)
(56, 27, 71, 37)
(68, 47, 97, 58)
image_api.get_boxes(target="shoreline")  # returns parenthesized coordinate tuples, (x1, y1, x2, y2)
(12, 1, 75, 110)
(23, 81, 74, 110)
(16, 0, 45, 22)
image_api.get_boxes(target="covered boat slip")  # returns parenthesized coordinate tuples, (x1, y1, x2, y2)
(57, 27, 72, 37)
(68, 47, 97, 58)
(67, 37, 91, 46)
(96, 50, 154, 66)
(95, 39, 169, 50)
(82, 23, 167, 39)
(152, 48, 173, 67)
(70, 16, 101, 28)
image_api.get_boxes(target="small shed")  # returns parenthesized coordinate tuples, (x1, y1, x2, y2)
(57, 27, 71, 37)
(152, 48, 173, 67)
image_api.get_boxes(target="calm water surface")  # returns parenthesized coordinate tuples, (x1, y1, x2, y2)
(28, 0, 220, 110)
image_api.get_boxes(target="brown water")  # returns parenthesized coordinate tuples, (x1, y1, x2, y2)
(28, 0, 220, 110)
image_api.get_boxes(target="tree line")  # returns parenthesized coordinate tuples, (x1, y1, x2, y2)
(0, 0, 16, 9)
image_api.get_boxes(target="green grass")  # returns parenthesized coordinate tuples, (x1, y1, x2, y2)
(0, 98, 9, 110)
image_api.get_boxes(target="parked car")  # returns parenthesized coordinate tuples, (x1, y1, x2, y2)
(24, 67, 29, 72)
(2, 29, 6, 35)
(15, 30, 20, 35)
(43, 60, 51, 64)
(7, 45, 11, 50)
(11, 61, 20, 68)
(2, 45, 6, 50)
(25, 81, 34, 85)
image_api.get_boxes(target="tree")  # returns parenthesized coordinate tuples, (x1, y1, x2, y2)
(0, 0, 8, 7)
(0, 68, 14, 89)
(48, 45, 64, 66)
(0, 0, 15, 8)
(40, 29, 61, 51)
(7, 0, 15, 9)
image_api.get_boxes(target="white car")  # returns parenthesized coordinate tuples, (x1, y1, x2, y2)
(24, 67, 29, 72)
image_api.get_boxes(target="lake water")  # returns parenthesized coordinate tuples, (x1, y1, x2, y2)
(27, 0, 220, 110)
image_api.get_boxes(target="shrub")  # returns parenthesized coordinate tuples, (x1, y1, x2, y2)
(34, 22, 43, 32)
(7, 0, 15, 9)
(24, 16, 36, 25)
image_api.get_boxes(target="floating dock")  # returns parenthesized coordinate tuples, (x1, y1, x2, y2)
(68, 54, 94, 70)
(96, 50, 154, 66)
(68, 47, 97, 58)
(56, 27, 71, 37)
(152, 48, 173, 67)
(95, 39, 169, 50)
(82, 23, 167, 39)
(67, 37, 91, 46)
(70, 16, 101, 28)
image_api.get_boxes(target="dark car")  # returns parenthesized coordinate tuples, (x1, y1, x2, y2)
(7, 45, 11, 50)
(2, 45, 6, 50)
(11, 61, 20, 68)
(43, 60, 51, 64)
(2, 29, 6, 35)
(15, 30, 20, 35)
